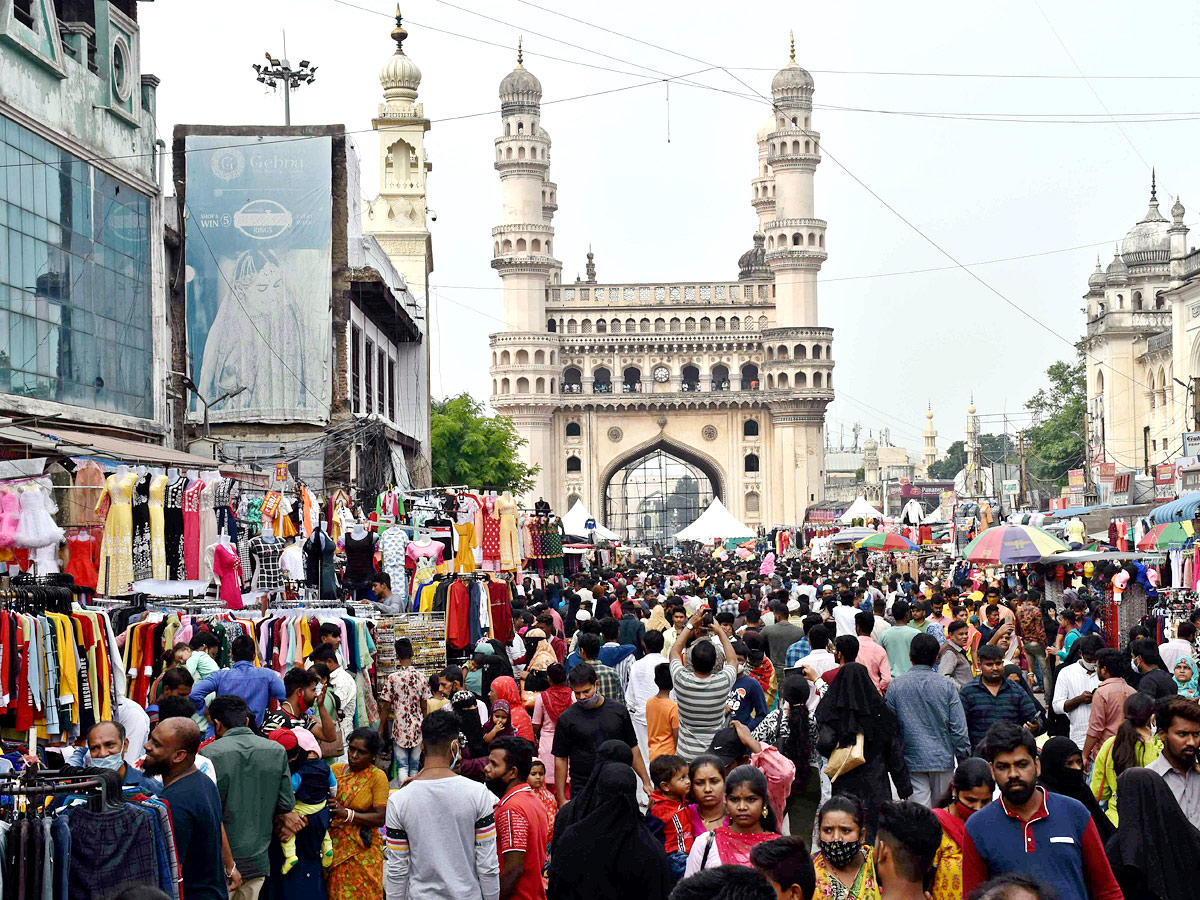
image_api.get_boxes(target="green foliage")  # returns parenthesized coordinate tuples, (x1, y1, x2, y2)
(429, 394, 539, 494)
(854, 467, 865, 483)
(1024, 352, 1086, 489)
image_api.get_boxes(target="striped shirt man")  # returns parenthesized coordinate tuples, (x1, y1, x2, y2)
(669, 657, 737, 761)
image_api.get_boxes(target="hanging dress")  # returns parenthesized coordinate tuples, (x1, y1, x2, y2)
(96, 472, 137, 593)
(130, 472, 152, 581)
(164, 476, 186, 580)
(64, 531, 99, 589)
(496, 494, 520, 571)
(212, 542, 244, 610)
(0, 489, 19, 548)
(148, 473, 168, 580)
(183, 479, 204, 581)
(199, 478, 219, 580)
(14, 485, 63, 549)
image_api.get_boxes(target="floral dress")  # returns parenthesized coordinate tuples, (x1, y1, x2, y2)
(812, 846, 880, 900)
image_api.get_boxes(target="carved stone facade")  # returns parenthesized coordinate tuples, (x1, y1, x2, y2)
(488, 43, 834, 538)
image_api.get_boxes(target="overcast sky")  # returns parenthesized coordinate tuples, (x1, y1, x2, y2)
(140, 0, 1200, 459)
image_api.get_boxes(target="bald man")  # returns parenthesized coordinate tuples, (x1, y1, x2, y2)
(144, 718, 234, 899)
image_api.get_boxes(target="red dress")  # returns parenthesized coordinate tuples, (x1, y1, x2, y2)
(64, 532, 99, 590)
(481, 497, 501, 569)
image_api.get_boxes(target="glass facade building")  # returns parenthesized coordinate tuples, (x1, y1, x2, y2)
(0, 114, 153, 418)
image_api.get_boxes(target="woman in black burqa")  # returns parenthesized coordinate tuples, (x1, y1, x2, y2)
(1038, 736, 1115, 843)
(1105, 767, 1200, 900)
(546, 762, 672, 900)
(813, 660, 911, 843)
(549, 739, 632, 853)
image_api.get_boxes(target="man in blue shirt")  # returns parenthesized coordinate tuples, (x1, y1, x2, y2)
(885, 633, 970, 807)
(73, 720, 161, 797)
(961, 722, 1122, 900)
(959, 644, 1039, 753)
(190, 635, 286, 736)
(726, 640, 768, 728)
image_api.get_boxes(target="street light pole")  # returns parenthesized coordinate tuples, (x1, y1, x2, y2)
(171, 372, 247, 439)
(251, 51, 317, 126)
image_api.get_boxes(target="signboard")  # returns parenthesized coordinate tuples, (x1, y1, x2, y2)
(939, 490, 955, 522)
(275, 462, 289, 482)
(1049, 497, 1068, 510)
(1067, 469, 1085, 490)
(1156, 463, 1177, 500)
(1113, 472, 1130, 494)
(1185, 432, 1200, 458)
(1001, 479, 1019, 496)
(184, 134, 333, 425)
(1097, 462, 1116, 485)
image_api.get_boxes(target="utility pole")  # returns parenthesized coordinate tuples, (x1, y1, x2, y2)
(1083, 409, 1095, 501)
(1018, 430, 1028, 508)
(251, 34, 317, 126)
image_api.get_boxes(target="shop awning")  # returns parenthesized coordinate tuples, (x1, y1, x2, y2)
(1151, 492, 1200, 524)
(27, 427, 225, 468)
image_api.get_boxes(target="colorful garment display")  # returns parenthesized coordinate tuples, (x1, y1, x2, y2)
(96, 472, 137, 592)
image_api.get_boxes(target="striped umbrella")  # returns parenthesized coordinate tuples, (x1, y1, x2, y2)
(961, 524, 1069, 564)
(1137, 520, 1195, 550)
(830, 527, 877, 545)
(855, 532, 920, 553)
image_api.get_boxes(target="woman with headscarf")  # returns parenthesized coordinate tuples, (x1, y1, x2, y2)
(1038, 735, 1115, 842)
(523, 628, 558, 678)
(1105, 767, 1200, 900)
(813, 660, 911, 842)
(451, 689, 489, 782)
(532, 663, 572, 791)
(1091, 691, 1161, 826)
(1003, 664, 1046, 729)
(1173, 656, 1200, 699)
(547, 762, 673, 900)
(551, 740, 633, 855)
(489, 675, 535, 743)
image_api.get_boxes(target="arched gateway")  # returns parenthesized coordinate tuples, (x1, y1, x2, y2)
(602, 440, 722, 545)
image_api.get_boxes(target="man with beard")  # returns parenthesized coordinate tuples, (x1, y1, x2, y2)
(142, 717, 232, 899)
(485, 737, 549, 900)
(960, 722, 1122, 900)
(1147, 696, 1200, 829)
(958, 645, 1039, 753)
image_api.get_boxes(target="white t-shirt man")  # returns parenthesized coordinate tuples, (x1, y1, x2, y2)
(832, 604, 859, 638)
(1051, 659, 1099, 747)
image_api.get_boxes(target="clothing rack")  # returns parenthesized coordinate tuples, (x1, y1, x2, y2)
(0, 772, 112, 813)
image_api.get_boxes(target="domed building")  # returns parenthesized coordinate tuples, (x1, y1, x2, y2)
(488, 37, 835, 542)
(1080, 172, 1200, 480)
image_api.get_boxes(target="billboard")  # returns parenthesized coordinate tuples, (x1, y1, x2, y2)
(184, 135, 332, 424)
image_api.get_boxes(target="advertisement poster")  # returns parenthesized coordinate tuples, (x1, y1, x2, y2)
(184, 134, 332, 424)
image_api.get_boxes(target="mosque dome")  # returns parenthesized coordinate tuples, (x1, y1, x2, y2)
(380, 10, 421, 95)
(1120, 174, 1170, 265)
(738, 233, 771, 281)
(1087, 258, 1107, 293)
(1106, 247, 1129, 284)
(757, 115, 776, 143)
(771, 33, 814, 100)
(863, 436, 878, 452)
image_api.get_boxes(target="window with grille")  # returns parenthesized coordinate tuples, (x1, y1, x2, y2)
(351, 326, 362, 414)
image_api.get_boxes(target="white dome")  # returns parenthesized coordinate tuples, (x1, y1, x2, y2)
(380, 50, 421, 93)
(771, 61, 814, 99)
(500, 65, 541, 106)
(757, 115, 775, 142)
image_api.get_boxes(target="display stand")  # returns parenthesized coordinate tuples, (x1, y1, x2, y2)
(374, 613, 446, 687)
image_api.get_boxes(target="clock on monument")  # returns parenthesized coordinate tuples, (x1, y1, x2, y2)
(653, 366, 670, 383)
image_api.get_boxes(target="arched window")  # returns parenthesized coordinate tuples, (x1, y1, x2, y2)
(669, 317, 681, 333)
(516, 377, 529, 393)
(778, 372, 790, 389)
(531, 238, 541, 253)
(501, 350, 511, 365)
(505, 147, 512, 159)
(767, 373, 775, 389)
(640, 318, 651, 333)
(592, 367, 612, 393)
(766, 347, 775, 361)
(566, 422, 581, 437)
(819, 234, 824, 248)
(743, 419, 760, 437)
(712, 364, 730, 391)
(516, 238, 527, 252)
(813, 372, 823, 388)
(730, 316, 741, 331)
(563, 366, 582, 394)
(794, 344, 806, 359)
(682, 365, 700, 392)
(502, 239, 512, 253)
(549, 351, 555, 364)
(494, 242, 499, 257)
(778, 345, 789, 360)
(491, 351, 497, 367)
(809, 233, 816, 246)
(516, 349, 528, 365)
(716, 316, 726, 331)
(535, 377, 545, 392)
(745, 491, 760, 513)
(740, 364, 759, 390)
(610, 319, 620, 333)
(623, 367, 642, 393)
(492, 379, 498, 395)
(654, 318, 666, 333)
(505, 122, 511, 136)
(792, 233, 802, 246)
(596, 319, 607, 333)
(685, 317, 696, 332)
(625, 318, 637, 333)
(534, 350, 545, 364)
(792, 140, 800, 154)
(580, 319, 592, 334)
(795, 371, 807, 387)
(566, 318, 577, 334)
(501, 377, 511, 393)
(759, 316, 768, 330)
(767, 235, 774, 250)
(517, 146, 526, 160)
(566, 493, 581, 509)
(744, 454, 760, 473)
(812, 344, 822, 359)
(566, 456, 581, 473)
(700, 317, 711, 332)
(1158, 367, 1168, 407)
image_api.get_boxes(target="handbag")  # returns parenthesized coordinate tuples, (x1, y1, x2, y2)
(823, 732, 865, 780)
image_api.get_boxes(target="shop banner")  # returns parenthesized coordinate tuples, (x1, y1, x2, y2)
(1097, 462, 1116, 485)
(1184, 431, 1200, 458)
(1156, 463, 1176, 500)
(1067, 469, 1085, 490)
(184, 134, 333, 424)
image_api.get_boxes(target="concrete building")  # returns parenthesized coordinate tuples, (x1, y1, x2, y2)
(1080, 174, 1200, 477)
(488, 39, 836, 543)
(0, 0, 166, 440)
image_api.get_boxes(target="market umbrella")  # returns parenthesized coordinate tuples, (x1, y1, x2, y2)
(1137, 521, 1195, 550)
(829, 527, 877, 545)
(855, 533, 920, 553)
(961, 524, 1069, 564)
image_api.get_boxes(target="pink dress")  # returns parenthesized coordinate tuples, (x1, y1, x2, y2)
(213, 542, 244, 609)
(182, 480, 204, 580)
(0, 491, 19, 548)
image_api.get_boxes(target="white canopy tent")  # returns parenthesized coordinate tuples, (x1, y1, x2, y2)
(562, 499, 620, 541)
(840, 495, 884, 524)
(674, 497, 756, 543)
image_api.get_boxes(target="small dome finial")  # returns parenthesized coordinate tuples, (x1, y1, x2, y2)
(1151, 167, 1157, 201)
(391, 5, 408, 52)
(517, 36, 523, 67)
(789, 30, 795, 63)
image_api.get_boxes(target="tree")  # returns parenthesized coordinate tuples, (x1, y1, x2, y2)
(1025, 351, 1086, 489)
(429, 394, 539, 493)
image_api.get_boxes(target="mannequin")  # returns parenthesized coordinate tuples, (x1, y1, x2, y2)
(167, 467, 180, 482)
(116, 465, 130, 479)
(351, 522, 367, 540)
(343, 522, 377, 601)
(303, 523, 338, 599)
(413, 529, 433, 547)
(186, 468, 199, 485)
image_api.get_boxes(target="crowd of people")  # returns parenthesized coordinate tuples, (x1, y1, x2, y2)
(47, 553, 1200, 900)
